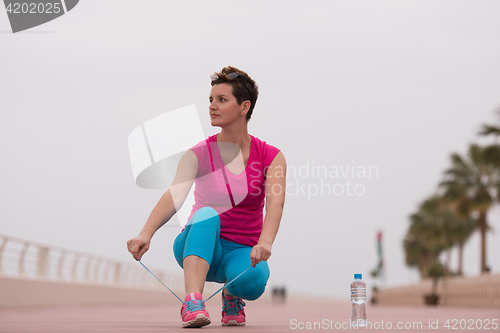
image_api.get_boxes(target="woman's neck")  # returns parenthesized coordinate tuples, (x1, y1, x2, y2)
(217, 123, 250, 148)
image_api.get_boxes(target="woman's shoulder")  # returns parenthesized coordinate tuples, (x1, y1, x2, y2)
(250, 135, 279, 150)
(250, 135, 282, 167)
(190, 134, 216, 149)
(188, 135, 219, 156)
(188, 135, 216, 176)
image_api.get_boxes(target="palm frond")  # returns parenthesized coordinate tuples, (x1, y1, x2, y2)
(478, 124, 500, 137)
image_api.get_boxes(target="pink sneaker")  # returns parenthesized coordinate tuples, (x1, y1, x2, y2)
(180, 292, 211, 328)
(221, 290, 246, 326)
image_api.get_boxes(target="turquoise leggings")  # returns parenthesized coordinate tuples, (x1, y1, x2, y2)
(173, 207, 270, 301)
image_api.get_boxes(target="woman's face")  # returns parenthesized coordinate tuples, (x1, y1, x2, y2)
(209, 83, 247, 127)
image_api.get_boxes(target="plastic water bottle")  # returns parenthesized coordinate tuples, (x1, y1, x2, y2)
(351, 273, 367, 327)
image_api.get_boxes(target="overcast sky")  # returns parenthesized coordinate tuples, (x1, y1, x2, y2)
(1, 1, 500, 300)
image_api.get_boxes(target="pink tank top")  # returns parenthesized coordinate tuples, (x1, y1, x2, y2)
(186, 134, 280, 246)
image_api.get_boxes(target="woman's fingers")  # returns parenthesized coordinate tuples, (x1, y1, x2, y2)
(130, 242, 140, 261)
(137, 243, 149, 260)
(250, 248, 258, 267)
(250, 244, 271, 267)
(127, 238, 149, 261)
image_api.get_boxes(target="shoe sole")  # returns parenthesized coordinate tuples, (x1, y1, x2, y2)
(182, 314, 211, 328)
(221, 320, 245, 326)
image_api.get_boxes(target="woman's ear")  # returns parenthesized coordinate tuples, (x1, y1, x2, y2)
(240, 100, 251, 116)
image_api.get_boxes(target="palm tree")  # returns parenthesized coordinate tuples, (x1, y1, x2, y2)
(478, 109, 500, 138)
(453, 216, 476, 275)
(404, 194, 477, 278)
(404, 196, 448, 279)
(437, 196, 477, 275)
(478, 110, 500, 169)
(440, 144, 499, 273)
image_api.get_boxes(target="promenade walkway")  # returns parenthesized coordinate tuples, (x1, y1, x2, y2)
(1, 296, 499, 332)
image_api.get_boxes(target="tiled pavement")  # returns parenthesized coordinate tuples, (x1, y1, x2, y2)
(0, 297, 498, 332)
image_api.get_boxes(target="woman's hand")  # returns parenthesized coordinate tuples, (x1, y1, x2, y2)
(127, 235, 151, 261)
(250, 241, 272, 267)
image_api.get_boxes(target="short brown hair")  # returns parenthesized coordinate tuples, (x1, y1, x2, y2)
(211, 66, 259, 121)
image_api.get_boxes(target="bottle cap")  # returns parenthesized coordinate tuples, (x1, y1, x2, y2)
(354, 274, 362, 279)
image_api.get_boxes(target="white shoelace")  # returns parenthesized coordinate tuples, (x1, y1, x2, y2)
(139, 261, 251, 303)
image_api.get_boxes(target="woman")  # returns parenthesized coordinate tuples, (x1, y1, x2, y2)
(127, 66, 286, 328)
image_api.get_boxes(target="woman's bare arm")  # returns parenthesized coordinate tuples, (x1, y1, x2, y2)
(127, 149, 198, 260)
(250, 151, 286, 267)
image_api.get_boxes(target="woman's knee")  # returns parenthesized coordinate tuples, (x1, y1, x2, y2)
(227, 265, 269, 300)
(190, 207, 220, 228)
(172, 233, 184, 267)
(173, 207, 220, 267)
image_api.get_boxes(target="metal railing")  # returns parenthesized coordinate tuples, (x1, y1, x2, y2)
(0, 233, 185, 292)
